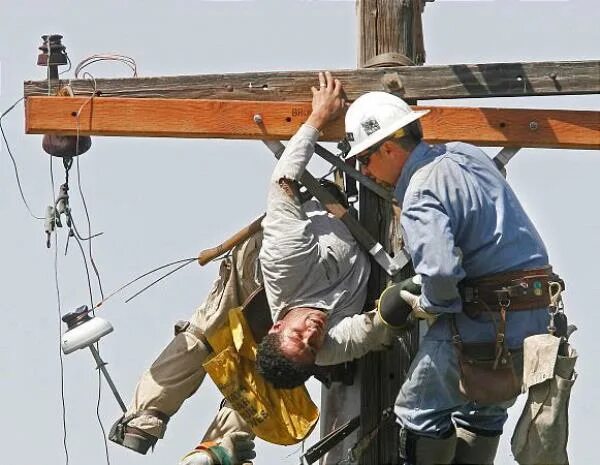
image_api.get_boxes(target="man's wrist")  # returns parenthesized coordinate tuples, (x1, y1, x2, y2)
(208, 445, 233, 465)
(305, 112, 327, 131)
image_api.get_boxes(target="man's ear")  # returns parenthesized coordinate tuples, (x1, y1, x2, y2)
(381, 140, 398, 157)
(269, 321, 284, 334)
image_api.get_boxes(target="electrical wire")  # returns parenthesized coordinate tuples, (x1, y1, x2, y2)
(124, 258, 197, 304)
(74, 138, 105, 299)
(0, 97, 45, 220)
(68, 214, 104, 241)
(70, 76, 111, 464)
(74, 54, 138, 79)
(60, 55, 72, 76)
(71, 231, 111, 465)
(50, 157, 70, 465)
(93, 257, 198, 310)
(47, 65, 111, 464)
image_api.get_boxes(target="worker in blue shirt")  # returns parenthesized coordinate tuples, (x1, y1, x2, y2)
(344, 91, 554, 465)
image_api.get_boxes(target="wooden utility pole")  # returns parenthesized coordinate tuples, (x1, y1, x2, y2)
(357, 1, 424, 464)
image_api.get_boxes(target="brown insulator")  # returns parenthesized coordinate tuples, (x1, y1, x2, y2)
(42, 134, 92, 158)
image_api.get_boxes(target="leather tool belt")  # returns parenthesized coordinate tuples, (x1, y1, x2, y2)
(460, 265, 560, 318)
(452, 265, 564, 404)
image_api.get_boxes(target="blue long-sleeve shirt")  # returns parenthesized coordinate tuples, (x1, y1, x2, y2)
(395, 141, 550, 347)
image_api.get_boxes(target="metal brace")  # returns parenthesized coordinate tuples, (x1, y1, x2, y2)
(493, 147, 521, 177)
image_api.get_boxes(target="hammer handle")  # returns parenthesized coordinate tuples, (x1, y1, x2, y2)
(197, 215, 265, 266)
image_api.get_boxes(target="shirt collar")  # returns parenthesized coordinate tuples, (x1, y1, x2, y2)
(395, 142, 442, 205)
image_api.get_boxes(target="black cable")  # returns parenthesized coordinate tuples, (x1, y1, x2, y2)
(72, 218, 111, 465)
(50, 158, 70, 465)
(68, 214, 103, 241)
(75, 120, 105, 300)
(1, 97, 44, 220)
(71, 113, 110, 463)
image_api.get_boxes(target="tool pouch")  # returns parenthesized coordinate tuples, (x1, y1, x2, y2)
(511, 334, 577, 465)
(455, 342, 521, 405)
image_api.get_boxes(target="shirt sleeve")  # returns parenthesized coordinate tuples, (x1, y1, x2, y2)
(259, 124, 324, 316)
(401, 188, 465, 313)
(315, 311, 393, 366)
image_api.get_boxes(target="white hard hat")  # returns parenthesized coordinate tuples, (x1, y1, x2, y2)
(344, 92, 430, 158)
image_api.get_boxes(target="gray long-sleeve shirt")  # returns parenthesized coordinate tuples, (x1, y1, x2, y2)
(259, 124, 390, 366)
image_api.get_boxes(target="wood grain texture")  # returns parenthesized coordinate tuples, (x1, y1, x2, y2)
(25, 97, 600, 150)
(23, 60, 600, 101)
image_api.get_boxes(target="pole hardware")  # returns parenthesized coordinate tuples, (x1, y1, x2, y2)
(382, 72, 405, 94)
(61, 306, 127, 413)
(37, 34, 69, 80)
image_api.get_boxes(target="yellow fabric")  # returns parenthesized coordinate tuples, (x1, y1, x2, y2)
(203, 307, 319, 446)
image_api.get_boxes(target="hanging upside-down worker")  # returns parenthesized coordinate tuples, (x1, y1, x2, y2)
(342, 91, 556, 465)
(255, 71, 393, 387)
(109, 72, 396, 465)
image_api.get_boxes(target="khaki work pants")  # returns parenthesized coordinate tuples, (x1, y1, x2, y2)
(126, 233, 263, 439)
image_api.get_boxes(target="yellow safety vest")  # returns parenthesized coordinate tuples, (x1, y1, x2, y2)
(203, 307, 319, 445)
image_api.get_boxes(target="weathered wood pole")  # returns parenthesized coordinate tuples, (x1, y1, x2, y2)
(357, 1, 425, 464)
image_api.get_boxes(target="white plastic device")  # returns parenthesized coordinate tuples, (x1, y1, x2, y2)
(61, 316, 114, 354)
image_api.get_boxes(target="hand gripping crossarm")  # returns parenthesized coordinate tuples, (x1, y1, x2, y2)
(262, 140, 410, 277)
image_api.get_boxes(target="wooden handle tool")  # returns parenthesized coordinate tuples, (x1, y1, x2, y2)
(197, 214, 265, 266)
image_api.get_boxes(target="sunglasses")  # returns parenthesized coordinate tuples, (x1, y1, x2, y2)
(356, 143, 383, 166)
(352, 128, 408, 166)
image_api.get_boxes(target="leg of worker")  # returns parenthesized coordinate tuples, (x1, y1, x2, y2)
(113, 306, 213, 452)
(454, 427, 500, 465)
(201, 401, 254, 442)
(396, 339, 463, 465)
(452, 403, 510, 465)
(112, 233, 263, 452)
(178, 402, 255, 465)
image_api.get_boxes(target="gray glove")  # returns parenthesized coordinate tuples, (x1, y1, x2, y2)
(221, 432, 256, 465)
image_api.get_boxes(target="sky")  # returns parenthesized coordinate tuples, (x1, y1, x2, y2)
(1, 1, 598, 464)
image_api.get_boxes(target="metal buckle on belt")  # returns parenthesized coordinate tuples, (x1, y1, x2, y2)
(494, 282, 529, 300)
(462, 286, 477, 303)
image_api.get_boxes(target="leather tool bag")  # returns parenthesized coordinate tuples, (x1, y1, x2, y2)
(454, 339, 521, 405)
(451, 313, 521, 405)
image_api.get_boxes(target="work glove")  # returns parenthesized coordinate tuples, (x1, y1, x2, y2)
(377, 275, 422, 329)
(179, 432, 256, 465)
(221, 431, 256, 464)
(399, 289, 438, 326)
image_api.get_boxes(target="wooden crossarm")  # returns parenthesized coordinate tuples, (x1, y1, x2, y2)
(25, 96, 600, 150)
(24, 60, 600, 102)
